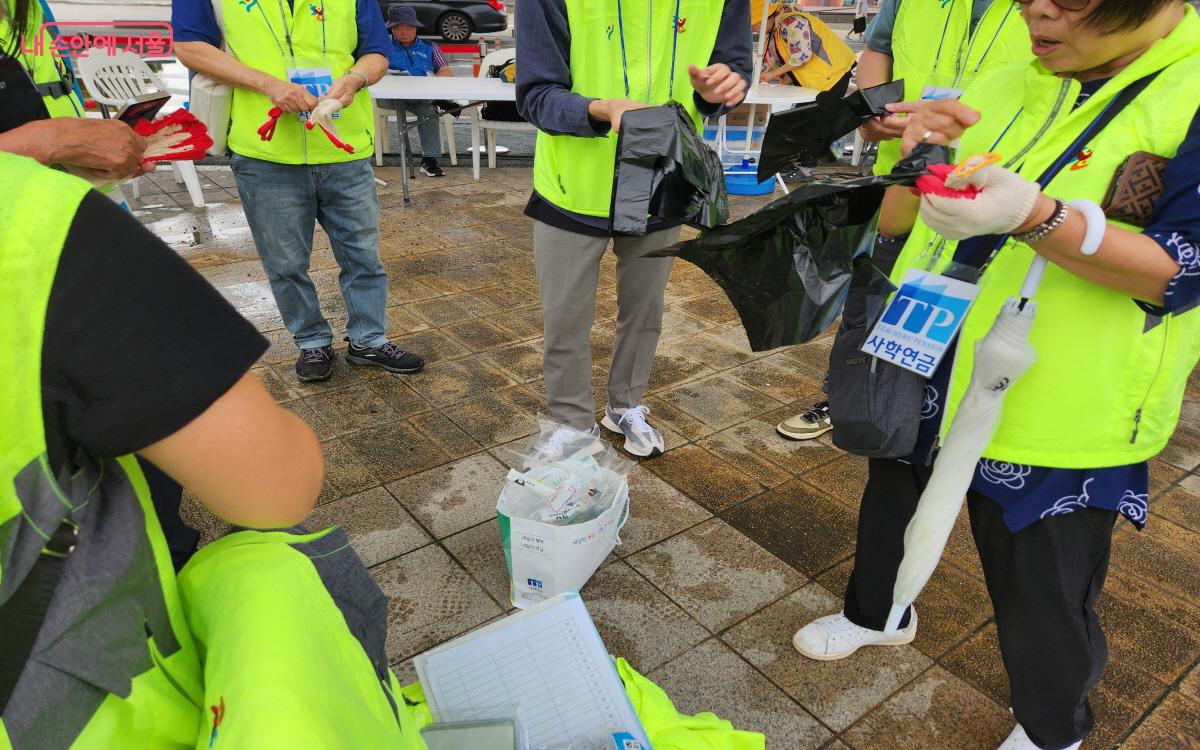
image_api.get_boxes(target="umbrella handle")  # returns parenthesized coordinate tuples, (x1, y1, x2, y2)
(1020, 254, 1049, 301)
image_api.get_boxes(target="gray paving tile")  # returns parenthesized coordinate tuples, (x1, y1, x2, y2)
(658, 374, 784, 431)
(627, 518, 806, 632)
(842, 666, 1012, 750)
(443, 519, 512, 607)
(648, 640, 831, 749)
(306, 487, 430, 567)
(386, 452, 509, 539)
(580, 561, 709, 673)
(723, 583, 931, 731)
(372, 544, 503, 662)
(617, 468, 713, 557)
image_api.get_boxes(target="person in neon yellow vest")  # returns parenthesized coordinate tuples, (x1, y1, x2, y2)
(791, 3, 1200, 750)
(0, 0, 148, 182)
(516, 0, 752, 459)
(174, 0, 425, 383)
(0, 152, 431, 747)
(778, 0, 1033, 441)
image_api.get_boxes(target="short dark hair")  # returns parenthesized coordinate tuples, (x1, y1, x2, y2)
(1085, 0, 1184, 31)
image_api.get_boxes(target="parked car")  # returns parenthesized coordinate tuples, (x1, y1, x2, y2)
(377, 0, 507, 42)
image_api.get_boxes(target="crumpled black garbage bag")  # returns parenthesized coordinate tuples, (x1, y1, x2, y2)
(756, 80, 906, 183)
(647, 146, 947, 351)
(610, 103, 728, 236)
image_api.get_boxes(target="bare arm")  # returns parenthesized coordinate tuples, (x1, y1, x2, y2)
(856, 47, 893, 89)
(0, 118, 148, 179)
(857, 48, 911, 143)
(325, 53, 388, 106)
(175, 40, 317, 112)
(1018, 196, 1180, 305)
(139, 372, 324, 528)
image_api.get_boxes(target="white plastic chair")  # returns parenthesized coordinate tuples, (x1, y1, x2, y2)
(74, 51, 206, 208)
(373, 95, 458, 169)
(470, 49, 535, 179)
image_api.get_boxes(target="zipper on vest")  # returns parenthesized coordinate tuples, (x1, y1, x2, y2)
(1131, 316, 1170, 444)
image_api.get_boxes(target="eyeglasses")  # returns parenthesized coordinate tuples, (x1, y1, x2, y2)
(1012, 0, 1091, 11)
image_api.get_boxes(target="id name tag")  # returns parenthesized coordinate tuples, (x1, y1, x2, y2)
(863, 269, 978, 378)
(287, 66, 336, 120)
(920, 85, 964, 101)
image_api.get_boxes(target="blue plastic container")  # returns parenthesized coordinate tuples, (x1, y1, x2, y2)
(724, 163, 774, 196)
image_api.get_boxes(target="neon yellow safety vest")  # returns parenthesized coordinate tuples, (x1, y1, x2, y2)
(532, 0, 728, 218)
(0, 154, 425, 749)
(890, 8, 1200, 469)
(0, 0, 85, 120)
(773, 11, 856, 91)
(874, 0, 1031, 175)
(0, 153, 205, 750)
(221, 0, 374, 164)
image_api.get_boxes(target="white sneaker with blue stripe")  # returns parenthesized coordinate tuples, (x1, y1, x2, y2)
(601, 404, 665, 458)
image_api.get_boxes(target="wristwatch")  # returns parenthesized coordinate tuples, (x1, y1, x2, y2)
(1012, 198, 1068, 244)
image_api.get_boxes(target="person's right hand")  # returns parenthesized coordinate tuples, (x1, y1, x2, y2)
(57, 118, 149, 180)
(263, 79, 320, 113)
(588, 98, 650, 133)
(858, 101, 924, 143)
(900, 99, 981, 156)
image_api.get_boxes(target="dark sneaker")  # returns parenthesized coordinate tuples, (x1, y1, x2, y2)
(345, 341, 424, 374)
(296, 345, 334, 382)
(420, 158, 444, 177)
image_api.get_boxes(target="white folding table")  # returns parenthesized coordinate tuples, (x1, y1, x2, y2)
(368, 75, 516, 201)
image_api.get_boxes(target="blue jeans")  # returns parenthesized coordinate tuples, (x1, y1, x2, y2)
(231, 154, 388, 350)
(381, 99, 441, 158)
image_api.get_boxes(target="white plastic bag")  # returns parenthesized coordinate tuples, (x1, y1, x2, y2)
(190, 74, 232, 157)
(189, 0, 232, 157)
(497, 419, 632, 609)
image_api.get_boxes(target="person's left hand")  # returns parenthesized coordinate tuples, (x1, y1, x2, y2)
(690, 63, 746, 107)
(324, 73, 364, 108)
(917, 163, 1044, 241)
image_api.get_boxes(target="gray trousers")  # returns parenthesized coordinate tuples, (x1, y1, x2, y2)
(534, 221, 678, 430)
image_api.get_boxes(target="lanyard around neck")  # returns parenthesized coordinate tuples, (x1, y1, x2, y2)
(954, 1, 1016, 84)
(259, 0, 328, 63)
(615, 0, 683, 101)
(931, 0, 1014, 88)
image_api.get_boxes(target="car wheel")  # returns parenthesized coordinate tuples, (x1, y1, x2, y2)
(438, 11, 472, 42)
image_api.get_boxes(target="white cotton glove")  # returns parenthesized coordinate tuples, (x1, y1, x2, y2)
(919, 164, 1041, 241)
(310, 98, 344, 137)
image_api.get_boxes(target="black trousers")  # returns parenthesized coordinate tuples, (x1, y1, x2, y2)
(844, 458, 1115, 750)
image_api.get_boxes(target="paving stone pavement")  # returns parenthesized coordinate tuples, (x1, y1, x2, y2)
(156, 163, 1200, 749)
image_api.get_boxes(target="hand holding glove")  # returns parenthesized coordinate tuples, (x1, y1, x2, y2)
(917, 162, 1042, 241)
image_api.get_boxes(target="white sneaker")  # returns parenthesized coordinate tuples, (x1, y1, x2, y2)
(527, 423, 602, 467)
(998, 724, 1082, 750)
(792, 610, 917, 661)
(601, 404, 665, 458)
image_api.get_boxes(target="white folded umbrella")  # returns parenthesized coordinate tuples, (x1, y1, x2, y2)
(884, 257, 1047, 634)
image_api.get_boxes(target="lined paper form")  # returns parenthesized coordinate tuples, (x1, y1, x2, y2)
(414, 593, 650, 748)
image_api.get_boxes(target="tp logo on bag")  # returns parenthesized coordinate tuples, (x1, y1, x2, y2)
(527, 578, 544, 590)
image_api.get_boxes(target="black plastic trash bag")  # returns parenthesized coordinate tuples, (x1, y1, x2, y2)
(609, 103, 728, 236)
(647, 146, 946, 351)
(756, 80, 906, 182)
